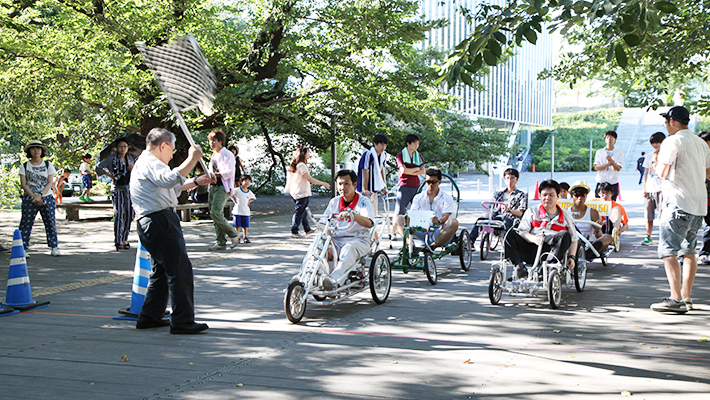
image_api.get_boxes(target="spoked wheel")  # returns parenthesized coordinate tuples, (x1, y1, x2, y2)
(285, 281, 307, 324)
(459, 230, 473, 271)
(574, 245, 587, 292)
(490, 231, 501, 250)
(547, 269, 562, 309)
(488, 267, 503, 305)
(369, 250, 392, 304)
(424, 252, 437, 285)
(480, 232, 490, 260)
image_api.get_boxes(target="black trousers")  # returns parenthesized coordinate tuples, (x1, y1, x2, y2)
(504, 230, 571, 266)
(136, 210, 195, 325)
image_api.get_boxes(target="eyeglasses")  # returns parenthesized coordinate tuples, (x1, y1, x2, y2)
(117, 145, 129, 149)
(425, 180, 439, 185)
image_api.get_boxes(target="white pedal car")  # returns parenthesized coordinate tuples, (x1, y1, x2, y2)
(284, 209, 392, 324)
(488, 230, 586, 309)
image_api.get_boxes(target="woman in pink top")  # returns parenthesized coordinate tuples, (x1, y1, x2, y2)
(288, 147, 330, 238)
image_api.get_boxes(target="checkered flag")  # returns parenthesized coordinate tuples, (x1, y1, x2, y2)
(137, 35, 216, 115)
(137, 35, 215, 174)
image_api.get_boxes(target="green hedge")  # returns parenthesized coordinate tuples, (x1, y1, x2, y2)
(530, 108, 624, 172)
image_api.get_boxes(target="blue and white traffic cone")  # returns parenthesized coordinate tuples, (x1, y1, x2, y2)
(2, 230, 49, 312)
(114, 241, 152, 320)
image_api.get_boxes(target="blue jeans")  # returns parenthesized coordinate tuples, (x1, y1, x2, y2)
(292, 196, 311, 234)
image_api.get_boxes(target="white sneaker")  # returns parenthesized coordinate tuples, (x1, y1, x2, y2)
(208, 244, 227, 251)
(50, 247, 61, 257)
(229, 236, 239, 249)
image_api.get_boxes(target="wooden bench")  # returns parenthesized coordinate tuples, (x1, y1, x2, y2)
(57, 201, 233, 222)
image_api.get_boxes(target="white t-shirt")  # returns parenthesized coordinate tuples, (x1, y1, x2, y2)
(657, 129, 710, 216)
(80, 161, 92, 174)
(323, 193, 374, 239)
(19, 160, 57, 196)
(594, 147, 624, 184)
(290, 163, 311, 200)
(232, 188, 256, 216)
(643, 152, 662, 193)
(410, 189, 456, 220)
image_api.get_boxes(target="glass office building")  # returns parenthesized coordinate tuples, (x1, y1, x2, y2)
(420, 0, 554, 128)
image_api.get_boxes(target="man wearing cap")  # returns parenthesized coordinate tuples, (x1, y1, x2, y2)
(593, 130, 623, 200)
(131, 128, 215, 334)
(651, 106, 710, 313)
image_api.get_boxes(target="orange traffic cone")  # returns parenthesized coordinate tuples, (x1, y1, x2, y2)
(2, 230, 50, 312)
(533, 180, 540, 200)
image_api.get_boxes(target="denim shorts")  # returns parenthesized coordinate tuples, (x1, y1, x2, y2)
(658, 203, 703, 258)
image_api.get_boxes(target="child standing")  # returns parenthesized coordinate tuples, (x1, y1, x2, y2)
(54, 168, 71, 205)
(79, 153, 95, 202)
(231, 175, 256, 243)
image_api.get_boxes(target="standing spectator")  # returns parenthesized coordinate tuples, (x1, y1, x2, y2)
(593, 130, 623, 200)
(230, 175, 256, 243)
(53, 168, 71, 205)
(393, 134, 425, 237)
(356, 134, 388, 215)
(79, 153, 95, 202)
(559, 182, 570, 199)
(207, 129, 240, 251)
(227, 144, 246, 184)
(641, 133, 665, 245)
(131, 128, 213, 334)
(98, 138, 135, 251)
(18, 140, 61, 257)
(697, 131, 710, 264)
(287, 147, 330, 238)
(636, 152, 646, 184)
(470, 168, 527, 247)
(651, 106, 710, 313)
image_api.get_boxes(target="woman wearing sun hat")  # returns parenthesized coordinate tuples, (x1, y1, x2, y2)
(18, 140, 61, 256)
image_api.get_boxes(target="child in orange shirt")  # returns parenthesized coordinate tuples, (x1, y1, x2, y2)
(598, 182, 629, 251)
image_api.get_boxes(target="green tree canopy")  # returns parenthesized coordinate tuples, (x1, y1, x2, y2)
(0, 0, 509, 185)
(437, 0, 710, 111)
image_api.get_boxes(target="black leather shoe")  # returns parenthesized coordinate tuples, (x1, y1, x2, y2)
(170, 322, 209, 334)
(136, 315, 171, 329)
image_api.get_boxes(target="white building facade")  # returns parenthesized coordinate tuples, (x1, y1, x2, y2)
(421, 0, 555, 150)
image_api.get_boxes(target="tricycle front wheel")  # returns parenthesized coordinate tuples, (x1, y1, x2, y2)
(285, 281, 307, 324)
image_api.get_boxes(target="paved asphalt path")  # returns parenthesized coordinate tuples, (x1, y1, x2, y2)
(0, 171, 709, 399)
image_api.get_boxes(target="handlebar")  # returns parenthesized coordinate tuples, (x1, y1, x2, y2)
(574, 221, 603, 229)
(482, 201, 507, 214)
(306, 208, 356, 231)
